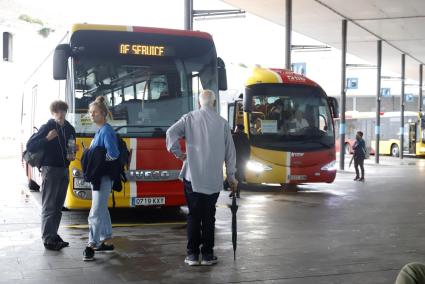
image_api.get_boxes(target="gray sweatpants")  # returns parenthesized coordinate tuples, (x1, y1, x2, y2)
(41, 166, 69, 243)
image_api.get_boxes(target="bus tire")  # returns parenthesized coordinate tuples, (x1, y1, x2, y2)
(391, 144, 399, 157)
(281, 183, 299, 192)
(345, 143, 351, 155)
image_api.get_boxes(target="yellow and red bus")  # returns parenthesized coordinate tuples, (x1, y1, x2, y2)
(227, 67, 338, 187)
(22, 23, 227, 209)
(335, 111, 425, 157)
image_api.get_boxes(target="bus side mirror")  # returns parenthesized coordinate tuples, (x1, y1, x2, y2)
(217, 57, 227, 91)
(53, 44, 71, 80)
(243, 87, 253, 112)
(328, 97, 339, 118)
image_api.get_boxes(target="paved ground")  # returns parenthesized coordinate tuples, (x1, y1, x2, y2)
(1, 155, 425, 283)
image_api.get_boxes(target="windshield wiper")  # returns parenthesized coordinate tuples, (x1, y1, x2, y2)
(299, 139, 331, 148)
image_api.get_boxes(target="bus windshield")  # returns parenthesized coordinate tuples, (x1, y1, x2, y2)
(68, 30, 217, 137)
(247, 84, 334, 152)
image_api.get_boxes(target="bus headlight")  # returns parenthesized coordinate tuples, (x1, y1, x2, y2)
(321, 160, 337, 171)
(246, 160, 272, 173)
(72, 168, 82, 177)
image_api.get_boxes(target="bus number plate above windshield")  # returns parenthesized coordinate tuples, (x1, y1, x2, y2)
(131, 197, 166, 207)
(119, 44, 172, 57)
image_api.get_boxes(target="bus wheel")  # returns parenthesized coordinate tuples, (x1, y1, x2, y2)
(391, 144, 399, 157)
(345, 143, 351, 155)
(281, 183, 299, 192)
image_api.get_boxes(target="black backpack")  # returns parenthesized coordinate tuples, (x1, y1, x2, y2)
(111, 134, 130, 208)
(23, 127, 45, 169)
(114, 134, 130, 186)
(116, 134, 130, 172)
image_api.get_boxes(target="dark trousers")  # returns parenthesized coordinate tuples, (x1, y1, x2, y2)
(41, 166, 69, 243)
(183, 179, 219, 256)
(354, 158, 365, 178)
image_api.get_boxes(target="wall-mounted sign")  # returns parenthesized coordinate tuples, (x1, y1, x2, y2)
(405, 93, 414, 102)
(291, 63, 306, 76)
(346, 78, 358, 89)
(381, 88, 391, 97)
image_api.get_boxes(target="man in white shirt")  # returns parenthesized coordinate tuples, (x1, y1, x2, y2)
(166, 89, 237, 266)
(288, 109, 309, 132)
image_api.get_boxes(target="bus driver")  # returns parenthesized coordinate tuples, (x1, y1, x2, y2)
(288, 109, 309, 132)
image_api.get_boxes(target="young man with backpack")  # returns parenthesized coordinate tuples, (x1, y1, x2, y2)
(26, 100, 76, 251)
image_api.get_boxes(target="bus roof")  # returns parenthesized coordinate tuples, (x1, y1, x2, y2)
(71, 23, 213, 41)
(245, 67, 319, 87)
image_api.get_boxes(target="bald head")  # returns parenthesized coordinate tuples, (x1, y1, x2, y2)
(199, 89, 216, 108)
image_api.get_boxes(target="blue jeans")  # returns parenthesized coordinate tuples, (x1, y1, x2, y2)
(183, 179, 220, 256)
(88, 176, 112, 247)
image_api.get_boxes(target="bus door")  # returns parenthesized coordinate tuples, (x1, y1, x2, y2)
(409, 123, 416, 154)
(227, 100, 243, 132)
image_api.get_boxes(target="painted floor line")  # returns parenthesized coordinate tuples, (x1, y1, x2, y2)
(64, 221, 186, 229)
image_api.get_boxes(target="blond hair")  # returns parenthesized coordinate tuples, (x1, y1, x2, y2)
(89, 96, 109, 118)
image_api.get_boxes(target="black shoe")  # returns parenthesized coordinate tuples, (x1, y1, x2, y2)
(44, 241, 63, 251)
(184, 254, 200, 266)
(201, 254, 218, 266)
(354, 176, 359, 181)
(83, 246, 95, 261)
(56, 235, 69, 248)
(229, 192, 234, 198)
(95, 242, 114, 252)
(359, 177, 365, 182)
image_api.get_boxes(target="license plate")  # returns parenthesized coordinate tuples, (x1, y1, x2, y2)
(132, 197, 165, 207)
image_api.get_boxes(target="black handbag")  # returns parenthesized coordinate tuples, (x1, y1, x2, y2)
(23, 148, 45, 168)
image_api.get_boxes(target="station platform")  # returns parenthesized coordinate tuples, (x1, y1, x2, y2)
(1, 155, 425, 283)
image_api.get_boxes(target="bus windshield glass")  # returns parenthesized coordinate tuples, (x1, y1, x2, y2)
(247, 84, 334, 151)
(68, 30, 217, 137)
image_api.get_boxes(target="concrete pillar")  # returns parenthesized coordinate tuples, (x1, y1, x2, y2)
(375, 40, 382, 164)
(285, 0, 292, 70)
(418, 64, 424, 112)
(339, 19, 347, 170)
(400, 54, 405, 159)
(184, 0, 193, 30)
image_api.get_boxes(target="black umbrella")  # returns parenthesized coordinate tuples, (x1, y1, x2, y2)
(229, 192, 238, 261)
(349, 155, 354, 168)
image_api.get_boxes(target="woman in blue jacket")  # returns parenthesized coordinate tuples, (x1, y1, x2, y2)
(83, 96, 119, 261)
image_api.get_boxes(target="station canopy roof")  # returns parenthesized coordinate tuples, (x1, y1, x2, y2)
(222, 0, 425, 81)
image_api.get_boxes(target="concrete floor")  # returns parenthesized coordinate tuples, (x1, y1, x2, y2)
(1, 156, 425, 283)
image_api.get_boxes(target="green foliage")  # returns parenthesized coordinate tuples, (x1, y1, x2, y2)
(38, 27, 55, 38)
(18, 14, 44, 25)
(19, 14, 55, 38)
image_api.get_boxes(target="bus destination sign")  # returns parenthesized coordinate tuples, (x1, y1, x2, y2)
(119, 44, 170, 56)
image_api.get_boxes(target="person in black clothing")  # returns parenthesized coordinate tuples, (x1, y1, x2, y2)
(353, 131, 366, 182)
(26, 100, 76, 251)
(229, 124, 251, 198)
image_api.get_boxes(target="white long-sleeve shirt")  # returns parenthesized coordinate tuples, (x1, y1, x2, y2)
(166, 105, 237, 195)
